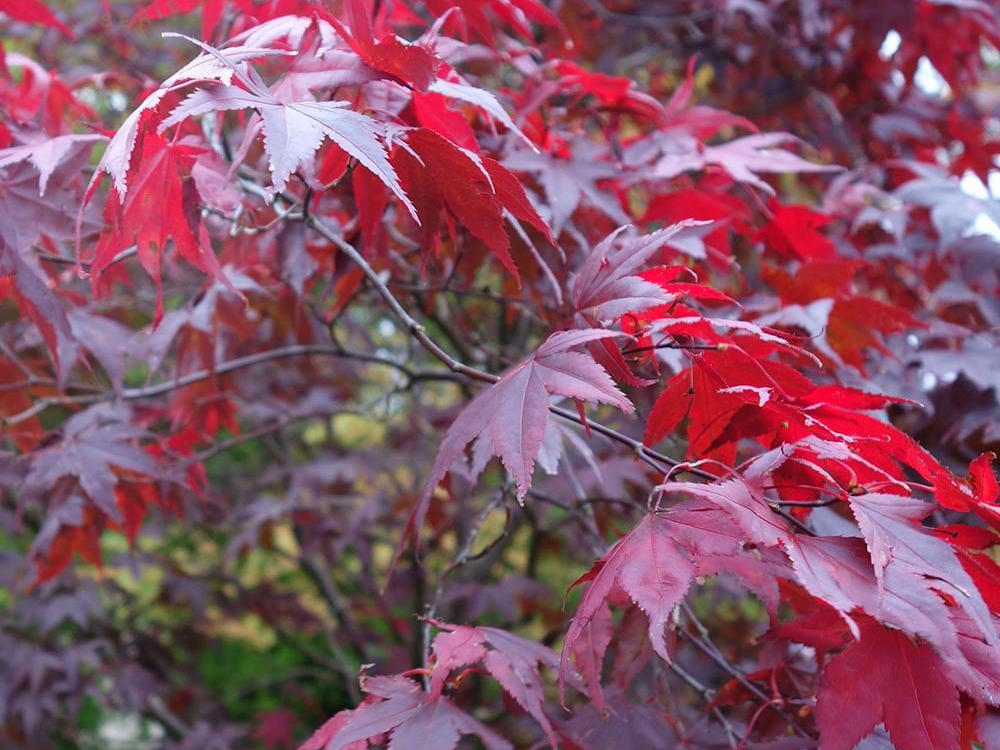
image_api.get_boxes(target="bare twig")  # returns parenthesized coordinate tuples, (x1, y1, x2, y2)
(3, 343, 461, 426)
(680, 602, 812, 739)
(307, 217, 497, 386)
(305, 217, 718, 485)
(669, 662, 739, 748)
(37, 245, 137, 271)
(421, 491, 509, 676)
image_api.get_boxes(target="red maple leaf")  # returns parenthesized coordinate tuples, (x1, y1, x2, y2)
(391, 128, 552, 282)
(305, 674, 512, 750)
(429, 621, 565, 748)
(161, 77, 414, 214)
(423, 328, 632, 501)
(132, 0, 224, 41)
(91, 131, 233, 322)
(562, 513, 695, 703)
(2, 0, 74, 38)
(817, 617, 960, 750)
(333, 0, 437, 92)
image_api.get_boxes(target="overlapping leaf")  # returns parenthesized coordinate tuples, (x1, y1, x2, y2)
(299, 675, 512, 750)
(334, 0, 437, 91)
(391, 127, 551, 282)
(643, 132, 842, 193)
(816, 618, 960, 750)
(429, 622, 565, 748)
(92, 42, 289, 200)
(424, 329, 632, 501)
(161, 80, 415, 215)
(562, 513, 695, 702)
(572, 222, 704, 321)
(90, 131, 233, 322)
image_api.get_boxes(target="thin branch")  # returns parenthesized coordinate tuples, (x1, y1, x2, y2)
(37, 245, 137, 271)
(185, 420, 289, 463)
(772, 506, 816, 535)
(145, 696, 191, 740)
(306, 217, 498, 385)
(621, 341, 720, 355)
(680, 603, 812, 739)
(770, 498, 838, 508)
(3, 344, 460, 426)
(306, 216, 717, 484)
(669, 662, 739, 748)
(422, 491, 509, 674)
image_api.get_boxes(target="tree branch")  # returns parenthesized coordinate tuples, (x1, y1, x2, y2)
(37, 245, 137, 271)
(680, 602, 812, 739)
(3, 344, 461, 426)
(305, 216, 718, 483)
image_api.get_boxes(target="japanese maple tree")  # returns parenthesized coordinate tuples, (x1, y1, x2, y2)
(2, 1, 1000, 749)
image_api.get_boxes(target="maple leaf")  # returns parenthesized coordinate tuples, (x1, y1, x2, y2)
(562, 513, 696, 704)
(640, 132, 842, 194)
(391, 128, 551, 282)
(313, 675, 512, 750)
(2, 0, 75, 38)
(756, 199, 837, 261)
(1, 137, 98, 254)
(161, 79, 416, 217)
(430, 622, 565, 748)
(90, 130, 234, 322)
(848, 493, 999, 655)
(92, 42, 290, 201)
(504, 141, 630, 235)
(571, 221, 705, 321)
(777, 489, 999, 704)
(657, 475, 794, 550)
(20, 404, 164, 523)
(0, 134, 106, 196)
(816, 617, 960, 750)
(333, 0, 437, 91)
(561, 498, 784, 704)
(400, 329, 631, 560)
(423, 329, 632, 501)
